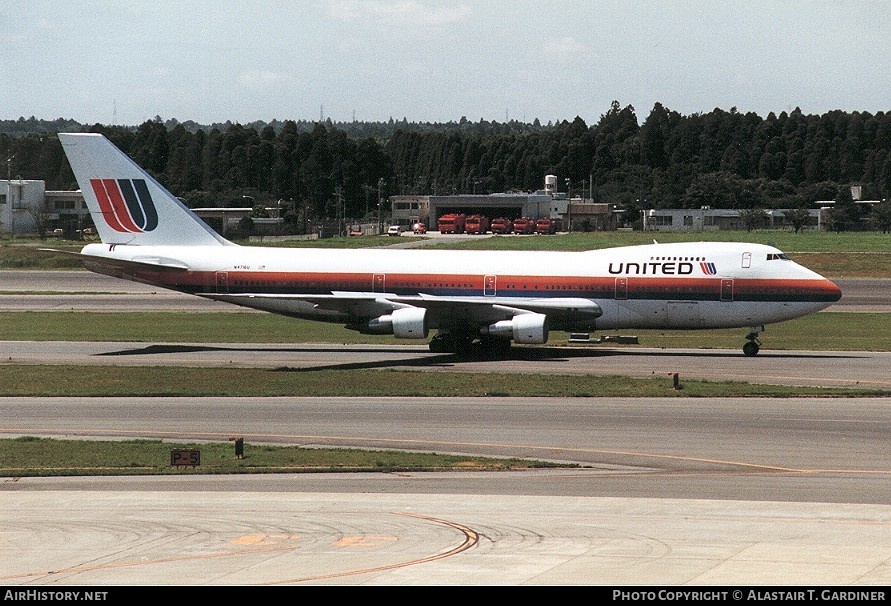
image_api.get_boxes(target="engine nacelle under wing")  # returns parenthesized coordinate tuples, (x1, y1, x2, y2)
(362, 307, 429, 339)
(484, 313, 549, 344)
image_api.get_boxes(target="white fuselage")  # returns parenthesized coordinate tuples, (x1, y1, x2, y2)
(80, 240, 842, 332)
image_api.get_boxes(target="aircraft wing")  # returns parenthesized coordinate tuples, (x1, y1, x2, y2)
(404, 293, 602, 326)
(205, 291, 602, 330)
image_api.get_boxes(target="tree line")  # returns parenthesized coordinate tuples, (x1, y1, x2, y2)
(3, 101, 891, 231)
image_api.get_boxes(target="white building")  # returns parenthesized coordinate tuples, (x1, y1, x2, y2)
(641, 207, 823, 232)
(1, 180, 90, 236)
(1, 179, 46, 234)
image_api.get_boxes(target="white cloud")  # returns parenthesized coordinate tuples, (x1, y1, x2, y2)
(542, 36, 592, 63)
(237, 70, 291, 88)
(329, 0, 471, 28)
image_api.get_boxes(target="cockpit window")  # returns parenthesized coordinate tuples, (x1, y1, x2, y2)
(767, 253, 790, 261)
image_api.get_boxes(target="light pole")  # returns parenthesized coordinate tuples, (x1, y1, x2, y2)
(4, 158, 10, 239)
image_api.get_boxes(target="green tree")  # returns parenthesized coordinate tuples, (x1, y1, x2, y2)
(783, 207, 811, 233)
(868, 199, 891, 233)
(682, 171, 747, 209)
(824, 186, 859, 232)
(237, 215, 254, 238)
(739, 207, 769, 232)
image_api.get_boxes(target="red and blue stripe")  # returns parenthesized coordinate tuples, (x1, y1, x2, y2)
(90, 178, 158, 233)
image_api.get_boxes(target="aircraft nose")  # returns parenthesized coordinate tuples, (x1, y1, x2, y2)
(822, 277, 843, 302)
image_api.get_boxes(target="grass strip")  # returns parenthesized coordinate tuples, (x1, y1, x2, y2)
(0, 436, 568, 477)
(1, 311, 888, 352)
(0, 366, 884, 397)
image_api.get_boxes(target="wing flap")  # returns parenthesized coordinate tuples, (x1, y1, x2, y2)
(203, 292, 408, 318)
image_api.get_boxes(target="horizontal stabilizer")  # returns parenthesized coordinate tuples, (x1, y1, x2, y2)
(39, 248, 190, 272)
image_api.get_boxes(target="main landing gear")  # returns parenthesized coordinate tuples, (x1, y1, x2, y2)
(743, 327, 763, 357)
(429, 332, 467, 354)
(429, 331, 512, 357)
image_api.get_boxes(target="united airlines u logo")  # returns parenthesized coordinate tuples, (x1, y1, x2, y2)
(89, 178, 159, 233)
(700, 262, 717, 275)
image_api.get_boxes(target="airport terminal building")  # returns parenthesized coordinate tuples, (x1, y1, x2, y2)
(391, 175, 620, 232)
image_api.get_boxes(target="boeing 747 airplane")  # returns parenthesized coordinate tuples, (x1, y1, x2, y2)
(56, 132, 842, 356)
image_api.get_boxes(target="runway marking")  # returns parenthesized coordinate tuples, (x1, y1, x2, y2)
(263, 512, 478, 585)
(334, 535, 398, 547)
(0, 515, 473, 585)
(0, 545, 296, 582)
(232, 534, 300, 546)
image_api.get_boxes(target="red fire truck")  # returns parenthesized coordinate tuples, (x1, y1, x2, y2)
(437, 213, 466, 234)
(512, 217, 535, 234)
(535, 217, 562, 234)
(490, 217, 512, 234)
(464, 215, 489, 234)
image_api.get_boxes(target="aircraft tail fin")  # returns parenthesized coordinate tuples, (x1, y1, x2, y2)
(59, 132, 231, 247)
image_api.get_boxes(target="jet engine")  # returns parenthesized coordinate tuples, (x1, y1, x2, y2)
(483, 313, 549, 344)
(362, 307, 428, 338)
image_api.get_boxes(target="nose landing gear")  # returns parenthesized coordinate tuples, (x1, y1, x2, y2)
(743, 327, 763, 356)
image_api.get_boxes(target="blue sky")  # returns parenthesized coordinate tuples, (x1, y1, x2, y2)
(4, 1, 891, 126)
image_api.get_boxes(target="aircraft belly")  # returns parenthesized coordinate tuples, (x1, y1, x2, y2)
(614, 301, 700, 329)
(599, 300, 829, 330)
(205, 295, 347, 321)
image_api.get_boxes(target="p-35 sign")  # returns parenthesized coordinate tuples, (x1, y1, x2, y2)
(170, 449, 200, 467)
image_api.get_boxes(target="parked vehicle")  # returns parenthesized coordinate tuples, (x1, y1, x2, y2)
(412, 222, 427, 234)
(387, 225, 402, 236)
(437, 213, 466, 234)
(464, 215, 489, 234)
(512, 217, 535, 234)
(490, 217, 512, 234)
(535, 218, 562, 234)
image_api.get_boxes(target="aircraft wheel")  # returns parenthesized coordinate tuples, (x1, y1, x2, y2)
(429, 333, 452, 353)
(453, 336, 475, 356)
(480, 336, 512, 357)
(743, 341, 760, 357)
